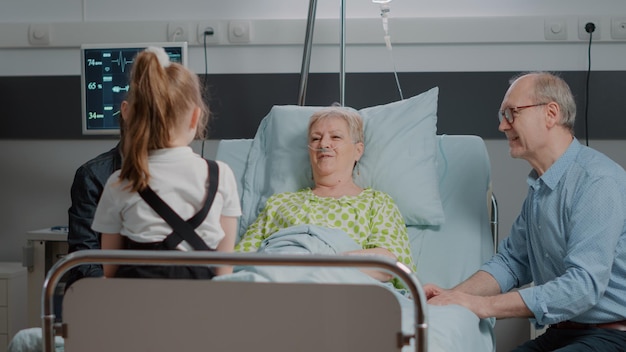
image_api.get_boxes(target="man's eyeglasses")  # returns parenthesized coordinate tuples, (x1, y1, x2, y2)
(498, 103, 548, 124)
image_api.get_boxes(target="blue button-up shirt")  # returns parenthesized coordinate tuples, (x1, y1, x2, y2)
(482, 139, 626, 327)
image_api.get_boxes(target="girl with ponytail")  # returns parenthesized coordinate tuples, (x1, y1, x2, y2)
(92, 47, 241, 279)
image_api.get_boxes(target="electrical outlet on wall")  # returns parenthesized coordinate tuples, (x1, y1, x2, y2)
(228, 20, 252, 43)
(197, 22, 220, 45)
(167, 22, 190, 42)
(28, 24, 51, 45)
(578, 17, 601, 40)
(611, 17, 626, 39)
(544, 18, 567, 40)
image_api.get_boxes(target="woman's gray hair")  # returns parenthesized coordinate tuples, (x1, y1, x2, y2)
(308, 107, 364, 144)
(511, 71, 576, 133)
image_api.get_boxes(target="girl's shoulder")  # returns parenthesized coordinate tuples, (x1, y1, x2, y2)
(103, 170, 125, 190)
(212, 159, 235, 177)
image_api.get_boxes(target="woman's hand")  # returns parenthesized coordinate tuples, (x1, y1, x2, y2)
(423, 283, 446, 300)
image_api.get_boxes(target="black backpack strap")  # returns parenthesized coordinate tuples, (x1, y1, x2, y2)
(162, 159, 220, 250)
(183, 160, 220, 229)
(138, 160, 219, 251)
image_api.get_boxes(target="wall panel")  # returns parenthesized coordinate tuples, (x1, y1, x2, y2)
(2, 71, 625, 140)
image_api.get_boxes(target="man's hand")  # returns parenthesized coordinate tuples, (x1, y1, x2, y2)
(423, 272, 532, 320)
(424, 283, 491, 319)
(427, 289, 491, 319)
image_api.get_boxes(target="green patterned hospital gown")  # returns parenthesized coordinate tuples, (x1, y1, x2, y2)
(236, 188, 416, 272)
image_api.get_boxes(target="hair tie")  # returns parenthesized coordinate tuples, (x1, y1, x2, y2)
(144, 46, 171, 68)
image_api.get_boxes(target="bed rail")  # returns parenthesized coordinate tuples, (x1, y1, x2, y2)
(42, 250, 428, 352)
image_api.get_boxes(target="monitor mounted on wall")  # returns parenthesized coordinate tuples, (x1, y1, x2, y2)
(80, 42, 188, 135)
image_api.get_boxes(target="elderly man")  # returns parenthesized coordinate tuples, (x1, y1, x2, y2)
(425, 72, 626, 351)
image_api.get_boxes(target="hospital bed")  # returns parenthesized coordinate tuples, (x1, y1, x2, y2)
(40, 86, 497, 352)
(212, 93, 498, 351)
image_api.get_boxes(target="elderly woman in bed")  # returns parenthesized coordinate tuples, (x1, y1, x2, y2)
(235, 107, 416, 283)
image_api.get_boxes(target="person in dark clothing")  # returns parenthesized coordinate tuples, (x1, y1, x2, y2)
(65, 143, 122, 288)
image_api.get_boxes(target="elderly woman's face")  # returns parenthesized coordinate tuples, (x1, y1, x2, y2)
(308, 116, 363, 181)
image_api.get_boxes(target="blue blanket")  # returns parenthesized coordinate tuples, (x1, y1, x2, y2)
(217, 224, 391, 285)
(217, 225, 495, 352)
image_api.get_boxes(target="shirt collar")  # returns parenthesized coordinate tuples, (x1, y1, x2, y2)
(149, 146, 194, 159)
(527, 138, 581, 190)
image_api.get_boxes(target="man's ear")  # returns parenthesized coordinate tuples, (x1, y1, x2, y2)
(545, 101, 560, 128)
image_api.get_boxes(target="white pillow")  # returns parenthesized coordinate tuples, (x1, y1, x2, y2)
(239, 87, 444, 235)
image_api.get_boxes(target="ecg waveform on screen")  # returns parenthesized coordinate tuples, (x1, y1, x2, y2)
(106, 50, 135, 73)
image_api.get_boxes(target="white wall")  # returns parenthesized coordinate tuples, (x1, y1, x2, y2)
(2, 1, 626, 351)
(2, 0, 626, 76)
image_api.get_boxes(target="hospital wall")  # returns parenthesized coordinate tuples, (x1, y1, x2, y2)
(2, 1, 626, 351)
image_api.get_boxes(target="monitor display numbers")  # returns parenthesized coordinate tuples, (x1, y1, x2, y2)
(81, 43, 187, 135)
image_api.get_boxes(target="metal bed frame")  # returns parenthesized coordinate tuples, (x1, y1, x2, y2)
(42, 250, 427, 352)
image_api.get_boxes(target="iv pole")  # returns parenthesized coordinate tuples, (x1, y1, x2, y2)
(297, 0, 346, 107)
